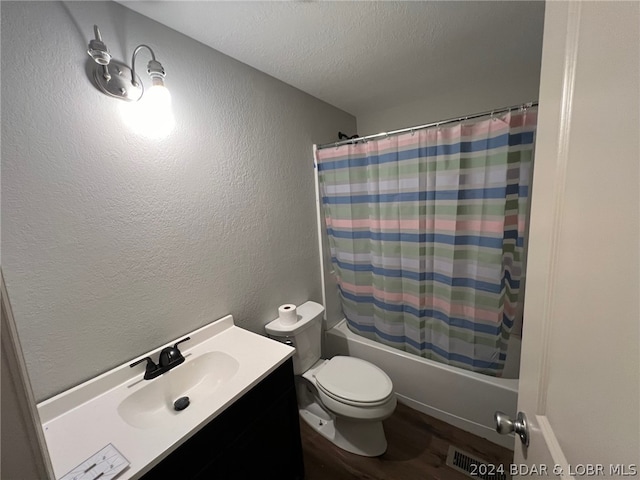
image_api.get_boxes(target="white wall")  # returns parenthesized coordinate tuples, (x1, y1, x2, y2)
(356, 57, 542, 136)
(1, 1, 355, 402)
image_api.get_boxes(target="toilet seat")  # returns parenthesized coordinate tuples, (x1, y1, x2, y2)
(266, 302, 396, 456)
(315, 356, 393, 407)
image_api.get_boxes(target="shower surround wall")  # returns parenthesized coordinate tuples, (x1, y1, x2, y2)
(1, 1, 355, 402)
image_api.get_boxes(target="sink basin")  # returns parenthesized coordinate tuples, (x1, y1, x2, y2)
(118, 351, 239, 429)
(38, 314, 296, 480)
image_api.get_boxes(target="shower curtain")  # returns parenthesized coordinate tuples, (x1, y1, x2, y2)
(315, 108, 537, 376)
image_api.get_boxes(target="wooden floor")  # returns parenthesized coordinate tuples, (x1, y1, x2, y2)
(300, 402, 513, 480)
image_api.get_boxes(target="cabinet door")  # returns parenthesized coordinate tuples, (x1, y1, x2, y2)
(142, 359, 303, 480)
(200, 385, 303, 480)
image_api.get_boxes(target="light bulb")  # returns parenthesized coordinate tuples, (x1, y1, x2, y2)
(145, 84, 172, 111)
(120, 84, 175, 138)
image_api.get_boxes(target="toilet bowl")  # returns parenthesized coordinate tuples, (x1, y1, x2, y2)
(265, 301, 396, 457)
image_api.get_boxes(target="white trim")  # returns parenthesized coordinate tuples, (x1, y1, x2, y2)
(312, 144, 327, 318)
(1, 270, 56, 479)
(537, 415, 574, 480)
(536, 0, 581, 416)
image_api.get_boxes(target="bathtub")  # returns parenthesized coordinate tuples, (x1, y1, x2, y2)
(324, 319, 519, 449)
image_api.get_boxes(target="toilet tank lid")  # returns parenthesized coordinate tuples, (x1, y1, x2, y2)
(265, 301, 324, 336)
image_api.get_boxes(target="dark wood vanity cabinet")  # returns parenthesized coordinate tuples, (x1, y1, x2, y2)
(141, 358, 304, 480)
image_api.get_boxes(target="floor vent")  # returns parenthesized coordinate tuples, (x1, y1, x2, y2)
(445, 446, 510, 480)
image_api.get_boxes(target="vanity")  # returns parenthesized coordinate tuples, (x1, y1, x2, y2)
(37, 315, 304, 479)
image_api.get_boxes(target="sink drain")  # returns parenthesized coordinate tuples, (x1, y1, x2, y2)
(174, 396, 190, 411)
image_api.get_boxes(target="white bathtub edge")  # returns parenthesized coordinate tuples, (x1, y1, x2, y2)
(395, 394, 515, 450)
(325, 319, 518, 451)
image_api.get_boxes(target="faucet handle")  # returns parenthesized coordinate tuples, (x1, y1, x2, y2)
(130, 356, 156, 369)
(173, 337, 191, 350)
(129, 357, 159, 379)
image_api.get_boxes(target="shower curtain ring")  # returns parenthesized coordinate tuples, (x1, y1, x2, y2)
(410, 128, 415, 136)
(334, 142, 339, 149)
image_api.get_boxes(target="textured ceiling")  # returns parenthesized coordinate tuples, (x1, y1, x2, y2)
(119, 1, 545, 116)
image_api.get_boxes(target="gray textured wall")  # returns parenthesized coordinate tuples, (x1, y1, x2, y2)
(1, 1, 355, 402)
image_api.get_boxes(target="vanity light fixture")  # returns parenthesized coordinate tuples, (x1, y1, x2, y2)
(87, 25, 168, 103)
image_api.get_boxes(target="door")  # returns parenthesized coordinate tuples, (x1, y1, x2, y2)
(513, 1, 639, 476)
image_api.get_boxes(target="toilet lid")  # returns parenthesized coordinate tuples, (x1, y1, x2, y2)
(315, 356, 393, 404)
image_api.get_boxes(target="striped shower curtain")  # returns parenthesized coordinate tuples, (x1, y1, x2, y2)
(316, 108, 537, 376)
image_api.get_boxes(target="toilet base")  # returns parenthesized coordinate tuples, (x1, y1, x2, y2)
(297, 379, 388, 457)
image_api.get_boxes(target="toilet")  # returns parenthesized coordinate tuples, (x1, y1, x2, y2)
(265, 301, 396, 457)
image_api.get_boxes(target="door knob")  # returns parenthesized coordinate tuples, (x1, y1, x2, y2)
(494, 411, 530, 447)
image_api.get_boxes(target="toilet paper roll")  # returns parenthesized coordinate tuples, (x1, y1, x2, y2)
(278, 304, 297, 326)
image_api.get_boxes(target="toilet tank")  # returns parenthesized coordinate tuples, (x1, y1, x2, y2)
(265, 301, 324, 375)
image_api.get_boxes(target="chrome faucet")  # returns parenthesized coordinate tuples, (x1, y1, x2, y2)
(129, 337, 191, 380)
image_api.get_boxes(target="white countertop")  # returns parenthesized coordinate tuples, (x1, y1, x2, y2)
(37, 315, 294, 480)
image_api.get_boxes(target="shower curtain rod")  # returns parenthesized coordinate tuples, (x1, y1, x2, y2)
(316, 101, 538, 150)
